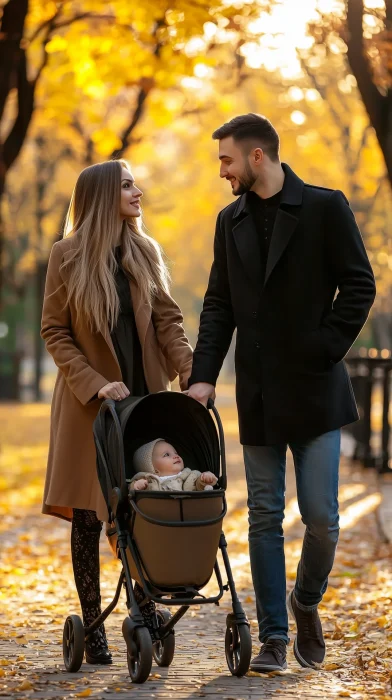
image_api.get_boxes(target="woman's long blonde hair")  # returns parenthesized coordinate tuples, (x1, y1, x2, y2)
(61, 159, 170, 332)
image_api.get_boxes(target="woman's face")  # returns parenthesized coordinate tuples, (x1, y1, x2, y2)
(120, 167, 143, 218)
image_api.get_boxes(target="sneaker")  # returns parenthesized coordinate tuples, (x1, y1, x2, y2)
(250, 639, 287, 672)
(287, 590, 325, 668)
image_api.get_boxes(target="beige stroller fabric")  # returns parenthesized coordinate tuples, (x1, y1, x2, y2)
(108, 492, 225, 588)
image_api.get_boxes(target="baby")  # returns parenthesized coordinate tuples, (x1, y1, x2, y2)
(129, 439, 218, 492)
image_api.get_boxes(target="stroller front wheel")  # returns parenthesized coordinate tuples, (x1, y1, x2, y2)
(63, 615, 85, 672)
(153, 609, 175, 667)
(123, 619, 153, 683)
(225, 621, 252, 677)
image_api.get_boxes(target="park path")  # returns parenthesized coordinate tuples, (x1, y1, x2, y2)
(1, 392, 392, 699)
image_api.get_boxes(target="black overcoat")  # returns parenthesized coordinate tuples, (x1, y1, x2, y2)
(189, 164, 376, 445)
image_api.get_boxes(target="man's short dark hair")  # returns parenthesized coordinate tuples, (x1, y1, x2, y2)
(212, 113, 280, 162)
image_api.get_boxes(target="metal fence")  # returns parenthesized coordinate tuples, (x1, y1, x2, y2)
(345, 353, 392, 473)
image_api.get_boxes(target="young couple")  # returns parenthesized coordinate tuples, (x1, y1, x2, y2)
(42, 113, 376, 672)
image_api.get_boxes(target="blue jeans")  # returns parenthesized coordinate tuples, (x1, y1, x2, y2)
(243, 430, 340, 645)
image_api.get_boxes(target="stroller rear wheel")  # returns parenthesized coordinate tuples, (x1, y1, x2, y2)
(225, 621, 252, 677)
(153, 608, 175, 667)
(63, 615, 85, 672)
(123, 618, 153, 683)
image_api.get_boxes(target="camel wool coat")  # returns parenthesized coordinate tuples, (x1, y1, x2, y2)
(41, 236, 193, 522)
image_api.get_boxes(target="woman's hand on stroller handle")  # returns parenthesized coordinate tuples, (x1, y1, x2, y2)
(98, 381, 130, 401)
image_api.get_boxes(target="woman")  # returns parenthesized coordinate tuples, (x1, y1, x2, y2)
(41, 160, 193, 664)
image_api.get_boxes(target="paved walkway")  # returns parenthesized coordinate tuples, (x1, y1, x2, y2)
(1, 396, 391, 699)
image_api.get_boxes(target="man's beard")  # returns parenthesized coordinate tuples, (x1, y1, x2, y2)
(233, 161, 257, 195)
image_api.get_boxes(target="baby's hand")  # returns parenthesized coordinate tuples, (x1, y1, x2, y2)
(201, 471, 218, 486)
(132, 478, 148, 491)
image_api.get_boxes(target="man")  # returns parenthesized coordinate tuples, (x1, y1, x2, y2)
(187, 114, 376, 672)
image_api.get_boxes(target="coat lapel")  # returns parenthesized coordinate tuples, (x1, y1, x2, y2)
(264, 208, 299, 288)
(264, 163, 304, 287)
(232, 212, 263, 291)
(231, 163, 304, 290)
(100, 323, 120, 367)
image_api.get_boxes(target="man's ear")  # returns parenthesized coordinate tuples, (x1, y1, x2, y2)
(253, 147, 264, 165)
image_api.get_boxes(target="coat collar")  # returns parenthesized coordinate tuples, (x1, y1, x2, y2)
(232, 163, 304, 219)
(232, 163, 303, 291)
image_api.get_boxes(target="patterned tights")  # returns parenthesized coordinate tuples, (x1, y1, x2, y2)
(71, 508, 155, 651)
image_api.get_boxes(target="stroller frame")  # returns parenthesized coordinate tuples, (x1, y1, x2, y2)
(63, 396, 252, 683)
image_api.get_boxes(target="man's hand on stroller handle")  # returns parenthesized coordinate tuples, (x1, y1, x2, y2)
(186, 382, 215, 407)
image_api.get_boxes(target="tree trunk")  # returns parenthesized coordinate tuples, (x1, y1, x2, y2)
(33, 261, 47, 401)
(346, 0, 392, 187)
(0, 0, 31, 307)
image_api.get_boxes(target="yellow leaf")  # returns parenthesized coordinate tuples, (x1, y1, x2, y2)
(76, 690, 92, 698)
(15, 636, 28, 645)
(46, 35, 68, 53)
(377, 616, 389, 627)
(0, 669, 5, 677)
(16, 680, 33, 690)
(324, 663, 340, 670)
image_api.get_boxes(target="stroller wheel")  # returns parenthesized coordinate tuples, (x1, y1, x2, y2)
(153, 609, 175, 667)
(63, 615, 85, 672)
(123, 618, 152, 683)
(225, 622, 252, 677)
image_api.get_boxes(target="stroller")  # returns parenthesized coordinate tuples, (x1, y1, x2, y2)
(62, 391, 252, 683)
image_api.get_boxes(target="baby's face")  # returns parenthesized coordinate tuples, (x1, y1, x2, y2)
(152, 441, 184, 476)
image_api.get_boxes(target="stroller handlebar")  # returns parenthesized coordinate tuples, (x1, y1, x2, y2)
(207, 399, 227, 491)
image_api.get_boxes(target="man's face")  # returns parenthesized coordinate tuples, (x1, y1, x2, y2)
(218, 136, 257, 196)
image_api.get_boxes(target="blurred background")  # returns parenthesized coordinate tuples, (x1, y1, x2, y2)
(0, 0, 391, 465)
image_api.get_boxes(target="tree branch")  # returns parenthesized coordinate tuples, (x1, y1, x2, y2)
(352, 124, 371, 173)
(385, 0, 392, 25)
(109, 17, 166, 158)
(0, 0, 28, 123)
(110, 86, 150, 159)
(346, 0, 385, 142)
(2, 49, 34, 170)
(28, 12, 116, 43)
(297, 51, 351, 155)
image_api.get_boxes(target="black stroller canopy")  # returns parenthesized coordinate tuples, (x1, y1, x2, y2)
(94, 392, 221, 506)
